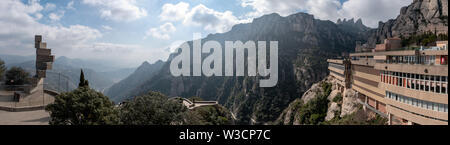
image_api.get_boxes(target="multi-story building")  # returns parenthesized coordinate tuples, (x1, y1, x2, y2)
(328, 39, 448, 125)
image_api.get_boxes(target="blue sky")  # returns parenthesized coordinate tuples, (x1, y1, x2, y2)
(1, 0, 412, 68)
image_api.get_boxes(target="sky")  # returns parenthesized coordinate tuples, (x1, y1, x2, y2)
(0, 0, 413, 68)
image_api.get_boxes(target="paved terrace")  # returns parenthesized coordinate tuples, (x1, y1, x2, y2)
(0, 110, 49, 125)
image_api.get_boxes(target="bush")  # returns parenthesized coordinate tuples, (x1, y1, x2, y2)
(401, 32, 448, 47)
(321, 82, 332, 96)
(297, 94, 329, 125)
(0, 59, 5, 81)
(45, 86, 120, 125)
(119, 91, 187, 125)
(189, 105, 233, 125)
(333, 93, 343, 103)
(5, 67, 31, 86)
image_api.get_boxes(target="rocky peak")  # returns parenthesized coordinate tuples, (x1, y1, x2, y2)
(368, 0, 448, 47)
(356, 18, 364, 26)
(337, 18, 369, 30)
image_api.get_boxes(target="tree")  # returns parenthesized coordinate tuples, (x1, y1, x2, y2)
(78, 69, 89, 87)
(188, 105, 233, 125)
(119, 91, 187, 125)
(45, 86, 120, 125)
(0, 59, 5, 81)
(5, 67, 31, 86)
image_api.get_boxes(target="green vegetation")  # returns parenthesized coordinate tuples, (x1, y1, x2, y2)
(119, 92, 187, 125)
(0, 59, 5, 81)
(185, 105, 233, 125)
(46, 71, 119, 125)
(46, 81, 233, 125)
(120, 92, 233, 125)
(4, 67, 31, 86)
(45, 86, 120, 125)
(333, 93, 343, 103)
(401, 32, 448, 47)
(78, 69, 89, 87)
(296, 82, 332, 125)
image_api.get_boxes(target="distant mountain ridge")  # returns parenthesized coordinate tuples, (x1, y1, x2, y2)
(106, 60, 165, 102)
(1, 55, 135, 93)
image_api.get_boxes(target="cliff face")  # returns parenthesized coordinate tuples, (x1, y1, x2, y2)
(122, 12, 369, 124)
(275, 76, 360, 125)
(368, 0, 448, 47)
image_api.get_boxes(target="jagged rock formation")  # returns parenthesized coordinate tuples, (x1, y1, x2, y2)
(122, 12, 369, 124)
(275, 76, 336, 124)
(106, 60, 164, 102)
(275, 75, 369, 124)
(367, 0, 448, 47)
(325, 102, 340, 121)
(340, 88, 359, 117)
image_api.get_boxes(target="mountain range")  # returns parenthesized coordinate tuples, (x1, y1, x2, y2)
(0, 55, 135, 93)
(106, 60, 164, 102)
(111, 12, 370, 124)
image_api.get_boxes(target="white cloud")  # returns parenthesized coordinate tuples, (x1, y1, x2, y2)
(240, 0, 413, 28)
(82, 0, 147, 22)
(160, 2, 246, 33)
(76, 42, 170, 67)
(145, 23, 176, 40)
(160, 2, 190, 21)
(49, 10, 65, 21)
(66, 1, 75, 10)
(183, 4, 241, 33)
(0, 0, 171, 67)
(44, 3, 56, 11)
(241, 0, 309, 17)
(101, 25, 113, 31)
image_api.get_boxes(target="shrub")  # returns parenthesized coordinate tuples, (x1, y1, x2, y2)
(119, 91, 187, 125)
(0, 59, 5, 81)
(45, 86, 120, 125)
(333, 93, 343, 103)
(5, 67, 31, 86)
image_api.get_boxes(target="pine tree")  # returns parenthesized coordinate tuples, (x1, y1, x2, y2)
(0, 59, 5, 81)
(78, 69, 89, 87)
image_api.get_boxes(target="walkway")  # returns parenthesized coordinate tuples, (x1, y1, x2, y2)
(169, 97, 218, 109)
(0, 109, 50, 125)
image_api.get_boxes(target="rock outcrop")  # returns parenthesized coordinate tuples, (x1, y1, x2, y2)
(340, 88, 359, 117)
(325, 102, 340, 121)
(368, 0, 448, 47)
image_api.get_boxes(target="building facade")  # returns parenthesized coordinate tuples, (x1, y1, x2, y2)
(328, 40, 448, 125)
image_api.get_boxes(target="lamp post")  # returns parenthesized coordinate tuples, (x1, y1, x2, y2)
(10, 80, 14, 92)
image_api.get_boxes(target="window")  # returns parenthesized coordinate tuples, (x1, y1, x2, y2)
(431, 83, 435, 92)
(438, 104, 444, 112)
(442, 85, 447, 94)
(433, 103, 439, 111)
